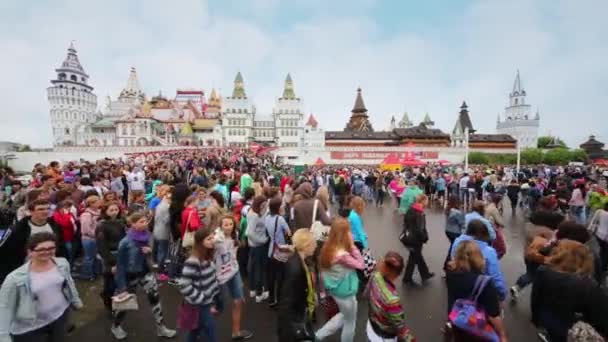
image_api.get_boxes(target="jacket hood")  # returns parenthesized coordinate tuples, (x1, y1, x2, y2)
(294, 182, 313, 199)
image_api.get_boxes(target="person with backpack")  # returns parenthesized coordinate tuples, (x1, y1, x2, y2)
(446, 240, 507, 342)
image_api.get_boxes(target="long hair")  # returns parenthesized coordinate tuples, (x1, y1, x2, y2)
(319, 218, 353, 270)
(191, 227, 215, 261)
(316, 186, 330, 211)
(169, 183, 192, 238)
(547, 239, 593, 277)
(350, 196, 365, 216)
(448, 240, 485, 273)
(101, 201, 122, 220)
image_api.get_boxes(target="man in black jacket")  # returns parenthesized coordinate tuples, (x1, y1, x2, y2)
(0, 198, 65, 283)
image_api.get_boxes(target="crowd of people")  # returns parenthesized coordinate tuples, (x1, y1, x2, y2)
(0, 150, 607, 341)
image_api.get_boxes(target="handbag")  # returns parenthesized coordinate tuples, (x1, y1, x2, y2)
(319, 293, 339, 319)
(182, 211, 195, 248)
(310, 200, 330, 241)
(176, 301, 199, 330)
(361, 248, 377, 279)
(111, 293, 139, 312)
(272, 216, 292, 263)
(399, 227, 416, 249)
(448, 275, 499, 342)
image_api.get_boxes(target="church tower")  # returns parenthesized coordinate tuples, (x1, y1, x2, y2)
(222, 72, 255, 147)
(47, 42, 98, 146)
(496, 70, 540, 148)
(206, 88, 222, 118)
(345, 88, 373, 132)
(274, 73, 304, 148)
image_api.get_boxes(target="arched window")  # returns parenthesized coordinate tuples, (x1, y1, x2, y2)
(65, 127, 70, 134)
(514, 98, 518, 105)
(59, 73, 66, 80)
(70, 75, 77, 82)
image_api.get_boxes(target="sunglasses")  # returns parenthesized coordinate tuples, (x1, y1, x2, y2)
(32, 246, 56, 253)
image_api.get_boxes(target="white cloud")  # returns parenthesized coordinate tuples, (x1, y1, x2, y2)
(0, 0, 606, 148)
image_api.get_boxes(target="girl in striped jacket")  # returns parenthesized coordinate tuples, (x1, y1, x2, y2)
(179, 227, 221, 342)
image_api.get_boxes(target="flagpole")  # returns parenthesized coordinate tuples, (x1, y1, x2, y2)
(464, 127, 469, 172)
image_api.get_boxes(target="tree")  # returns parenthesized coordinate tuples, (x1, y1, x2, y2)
(521, 148, 543, 165)
(537, 136, 566, 149)
(543, 148, 572, 165)
(17, 144, 32, 152)
(570, 149, 588, 162)
(467, 152, 489, 165)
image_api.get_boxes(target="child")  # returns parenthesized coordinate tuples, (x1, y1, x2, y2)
(127, 190, 146, 215)
(52, 199, 78, 266)
(214, 215, 253, 340)
(179, 228, 221, 342)
(113, 213, 176, 340)
(79, 195, 102, 280)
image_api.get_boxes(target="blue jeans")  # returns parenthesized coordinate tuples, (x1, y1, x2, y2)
(81, 239, 98, 279)
(64, 241, 74, 266)
(154, 239, 169, 273)
(186, 304, 216, 342)
(248, 245, 268, 295)
(571, 206, 586, 225)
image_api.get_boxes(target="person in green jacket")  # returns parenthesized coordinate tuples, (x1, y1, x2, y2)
(239, 172, 253, 196)
(399, 180, 423, 215)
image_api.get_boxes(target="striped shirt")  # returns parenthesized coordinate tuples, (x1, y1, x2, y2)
(179, 256, 219, 306)
(368, 272, 415, 341)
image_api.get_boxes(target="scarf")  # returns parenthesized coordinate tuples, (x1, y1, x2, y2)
(300, 255, 315, 319)
(127, 228, 151, 248)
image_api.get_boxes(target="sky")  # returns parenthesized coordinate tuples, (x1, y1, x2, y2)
(0, 0, 606, 148)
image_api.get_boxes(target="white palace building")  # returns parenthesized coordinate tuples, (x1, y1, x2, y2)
(35, 43, 540, 169)
(47, 43, 324, 156)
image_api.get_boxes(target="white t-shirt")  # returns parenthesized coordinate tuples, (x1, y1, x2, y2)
(127, 171, 146, 191)
(28, 221, 53, 236)
(459, 176, 470, 189)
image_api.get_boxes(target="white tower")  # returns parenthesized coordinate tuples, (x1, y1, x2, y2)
(274, 73, 304, 148)
(222, 72, 255, 147)
(47, 42, 97, 146)
(496, 71, 540, 148)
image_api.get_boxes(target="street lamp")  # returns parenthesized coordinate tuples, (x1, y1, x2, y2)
(464, 127, 469, 172)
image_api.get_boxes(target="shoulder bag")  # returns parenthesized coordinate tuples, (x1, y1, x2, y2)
(182, 211, 195, 248)
(272, 216, 292, 263)
(310, 199, 330, 241)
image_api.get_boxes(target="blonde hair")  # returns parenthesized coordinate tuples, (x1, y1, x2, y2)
(547, 239, 594, 276)
(85, 195, 101, 207)
(448, 240, 486, 273)
(292, 229, 315, 252)
(252, 182, 263, 197)
(350, 196, 365, 215)
(316, 186, 330, 211)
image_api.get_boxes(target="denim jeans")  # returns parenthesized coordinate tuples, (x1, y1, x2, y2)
(248, 245, 268, 295)
(186, 304, 217, 342)
(81, 239, 98, 279)
(64, 241, 74, 266)
(571, 206, 586, 225)
(315, 295, 358, 342)
(154, 239, 169, 273)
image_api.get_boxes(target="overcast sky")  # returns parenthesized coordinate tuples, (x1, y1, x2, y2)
(0, 0, 606, 148)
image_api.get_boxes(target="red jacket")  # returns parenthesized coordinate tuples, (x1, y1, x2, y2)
(181, 206, 202, 238)
(52, 210, 77, 242)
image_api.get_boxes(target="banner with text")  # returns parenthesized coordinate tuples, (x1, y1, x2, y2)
(330, 151, 439, 160)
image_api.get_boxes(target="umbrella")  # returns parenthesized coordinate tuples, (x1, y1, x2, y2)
(437, 159, 451, 165)
(401, 159, 426, 167)
(315, 157, 326, 166)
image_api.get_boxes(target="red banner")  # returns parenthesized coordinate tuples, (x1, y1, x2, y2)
(330, 151, 438, 160)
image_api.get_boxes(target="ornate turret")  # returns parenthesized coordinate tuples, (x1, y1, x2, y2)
(119, 67, 145, 102)
(344, 88, 373, 132)
(231, 72, 246, 98)
(281, 73, 297, 100)
(206, 88, 222, 117)
(390, 116, 396, 130)
(421, 112, 434, 128)
(398, 112, 413, 128)
(306, 114, 318, 128)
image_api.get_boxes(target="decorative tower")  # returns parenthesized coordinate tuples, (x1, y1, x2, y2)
(389, 116, 396, 130)
(398, 112, 413, 128)
(452, 101, 475, 147)
(47, 42, 98, 147)
(345, 88, 373, 132)
(496, 70, 540, 148)
(105, 67, 146, 117)
(206, 88, 222, 118)
(421, 112, 434, 128)
(274, 73, 304, 148)
(222, 72, 255, 147)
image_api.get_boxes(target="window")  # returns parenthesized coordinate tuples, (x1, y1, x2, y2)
(514, 98, 518, 105)
(70, 75, 77, 82)
(65, 127, 70, 134)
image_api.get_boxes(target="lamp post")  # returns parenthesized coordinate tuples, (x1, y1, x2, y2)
(516, 139, 521, 175)
(464, 127, 469, 172)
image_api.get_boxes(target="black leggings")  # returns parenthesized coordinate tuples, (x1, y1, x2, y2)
(13, 309, 70, 342)
(113, 273, 164, 328)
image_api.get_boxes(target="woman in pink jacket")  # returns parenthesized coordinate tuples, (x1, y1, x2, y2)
(78, 195, 102, 280)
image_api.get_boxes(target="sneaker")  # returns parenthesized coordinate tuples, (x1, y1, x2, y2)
(255, 295, 265, 303)
(232, 330, 254, 340)
(157, 325, 177, 338)
(157, 273, 170, 282)
(111, 325, 127, 340)
(261, 291, 269, 300)
(167, 278, 179, 286)
(510, 286, 520, 301)
(249, 290, 256, 298)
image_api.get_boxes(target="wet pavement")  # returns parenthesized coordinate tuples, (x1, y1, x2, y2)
(66, 199, 537, 341)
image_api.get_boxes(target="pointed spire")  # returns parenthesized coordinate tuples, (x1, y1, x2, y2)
(534, 107, 540, 120)
(210, 88, 217, 100)
(306, 114, 318, 128)
(455, 101, 475, 134)
(461, 101, 468, 109)
(423, 112, 432, 123)
(282, 73, 296, 99)
(512, 70, 522, 94)
(399, 112, 412, 128)
(58, 41, 86, 74)
(232, 72, 246, 98)
(119, 67, 145, 100)
(351, 87, 367, 114)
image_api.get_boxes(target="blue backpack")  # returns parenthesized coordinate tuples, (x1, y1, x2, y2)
(448, 275, 499, 342)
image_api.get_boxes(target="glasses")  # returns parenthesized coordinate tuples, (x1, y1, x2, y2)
(32, 246, 56, 253)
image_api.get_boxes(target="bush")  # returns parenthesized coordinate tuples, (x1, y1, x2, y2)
(521, 148, 543, 164)
(467, 152, 489, 164)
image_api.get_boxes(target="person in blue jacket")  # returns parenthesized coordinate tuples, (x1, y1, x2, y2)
(451, 219, 507, 301)
(348, 196, 369, 250)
